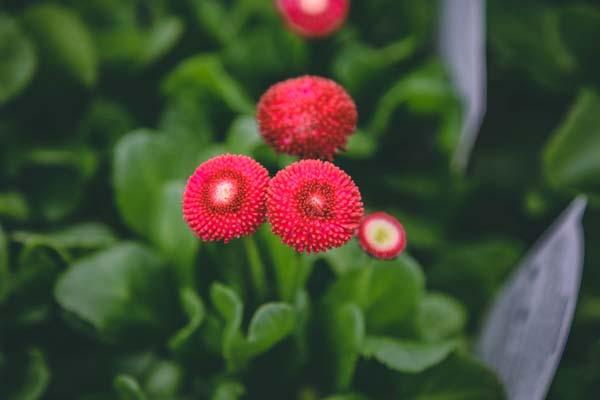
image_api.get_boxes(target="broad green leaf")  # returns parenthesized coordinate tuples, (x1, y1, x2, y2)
(0, 14, 36, 104)
(416, 293, 467, 342)
(210, 283, 244, 366)
(399, 354, 505, 400)
(342, 130, 378, 160)
(211, 380, 245, 400)
(322, 239, 371, 276)
(1, 349, 50, 400)
(168, 287, 206, 353)
(369, 62, 456, 137)
(162, 54, 254, 114)
(113, 130, 172, 235)
(143, 361, 183, 399)
(225, 116, 262, 155)
(332, 37, 417, 93)
(55, 242, 177, 343)
(23, 4, 97, 86)
(114, 375, 146, 400)
(489, 3, 575, 88)
(544, 89, 600, 193)
(0, 192, 30, 221)
(150, 181, 199, 283)
(141, 17, 184, 65)
(0, 224, 10, 301)
(327, 304, 365, 390)
(246, 303, 295, 355)
(364, 255, 425, 333)
(12, 223, 117, 253)
(259, 227, 303, 302)
(361, 336, 456, 373)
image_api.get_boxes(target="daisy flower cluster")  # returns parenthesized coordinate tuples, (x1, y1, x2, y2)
(182, 72, 407, 259)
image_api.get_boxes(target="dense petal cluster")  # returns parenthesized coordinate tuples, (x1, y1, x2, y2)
(267, 159, 363, 253)
(257, 75, 357, 160)
(276, 0, 349, 37)
(183, 154, 270, 243)
(358, 212, 407, 259)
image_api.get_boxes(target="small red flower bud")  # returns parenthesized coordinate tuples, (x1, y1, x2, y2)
(183, 154, 270, 243)
(267, 159, 363, 253)
(358, 212, 407, 259)
(257, 75, 357, 160)
(276, 0, 349, 37)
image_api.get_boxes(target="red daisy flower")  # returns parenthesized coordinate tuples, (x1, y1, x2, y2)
(358, 212, 407, 259)
(257, 75, 357, 160)
(267, 159, 363, 253)
(183, 154, 270, 243)
(276, 0, 349, 37)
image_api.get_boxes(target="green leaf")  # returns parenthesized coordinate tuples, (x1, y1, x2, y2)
(210, 283, 244, 366)
(364, 255, 425, 333)
(114, 375, 146, 400)
(226, 115, 262, 155)
(55, 242, 177, 343)
(168, 287, 206, 353)
(0, 224, 10, 302)
(246, 303, 295, 355)
(332, 37, 417, 93)
(1, 349, 50, 400)
(143, 361, 183, 399)
(322, 239, 371, 276)
(113, 130, 172, 236)
(141, 17, 184, 65)
(0, 192, 30, 221)
(369, 62, 456, 137)
(150, 181, 199, 284)
(322, 395, 368, 400)
(416, 293, 467, 342)
(0, 14, 36, 104)
(362, 336, 456, 373)
(12, 223, 117, 254)
(342, 130, 378, 160)
(162, 54, 254, 114)
(544, 89, 600, 193)
(23, 4, 97, 86)
(400, 353, 505, 400)
(327, 303, 365, 390)
(211, 380, 246, 400)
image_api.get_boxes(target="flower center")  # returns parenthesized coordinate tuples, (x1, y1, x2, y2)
(213, 181, 235, 204)
(299, 0, 329, 15)
(366, 220, 399, 250)
(202, 170, 246, 214)
(296, 181, 334, 218)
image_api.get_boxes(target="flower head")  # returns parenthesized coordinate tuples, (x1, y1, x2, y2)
(358, 212, 407, 259)
(267, 159, 363, 253)
(183, 154, 270, 243)
(257, 75, 357, 160)
(276, 0, 349, 37)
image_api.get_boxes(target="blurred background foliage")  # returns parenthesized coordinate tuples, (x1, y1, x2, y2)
(1, 0, 600, 399)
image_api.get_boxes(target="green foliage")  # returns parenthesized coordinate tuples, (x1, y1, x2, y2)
(1, 0, 599, 398)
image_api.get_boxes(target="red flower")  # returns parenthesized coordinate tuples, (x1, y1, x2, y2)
(257, 76, 357, 160)
(183, 154, 270, 243)
(276, 0, 349, 37)
(267, 159, 363, 253)
(357, 212, 407, 259)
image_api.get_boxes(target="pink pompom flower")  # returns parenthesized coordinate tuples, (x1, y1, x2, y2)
(358, 212, 407, 259)
(183, 154, 270, 243)
(267, 159, 363, 253)
(257, 75, 357, 160)
(276, 0, 349, 37)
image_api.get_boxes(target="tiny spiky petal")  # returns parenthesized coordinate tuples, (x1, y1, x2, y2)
(267, 159, 363, 253)
(276, 0, 349, 37)
(358, 212, 407, 259)
(183, 154, 270, 243)
(257, 75, 357, 160)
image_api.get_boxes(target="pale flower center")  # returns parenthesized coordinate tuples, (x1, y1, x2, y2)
(213, 181, 235, 204)
(299, 0, 329, 15)
(366, 220, 399, 251)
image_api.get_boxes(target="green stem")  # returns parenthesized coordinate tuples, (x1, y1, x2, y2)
(243, 236, 267, 302)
